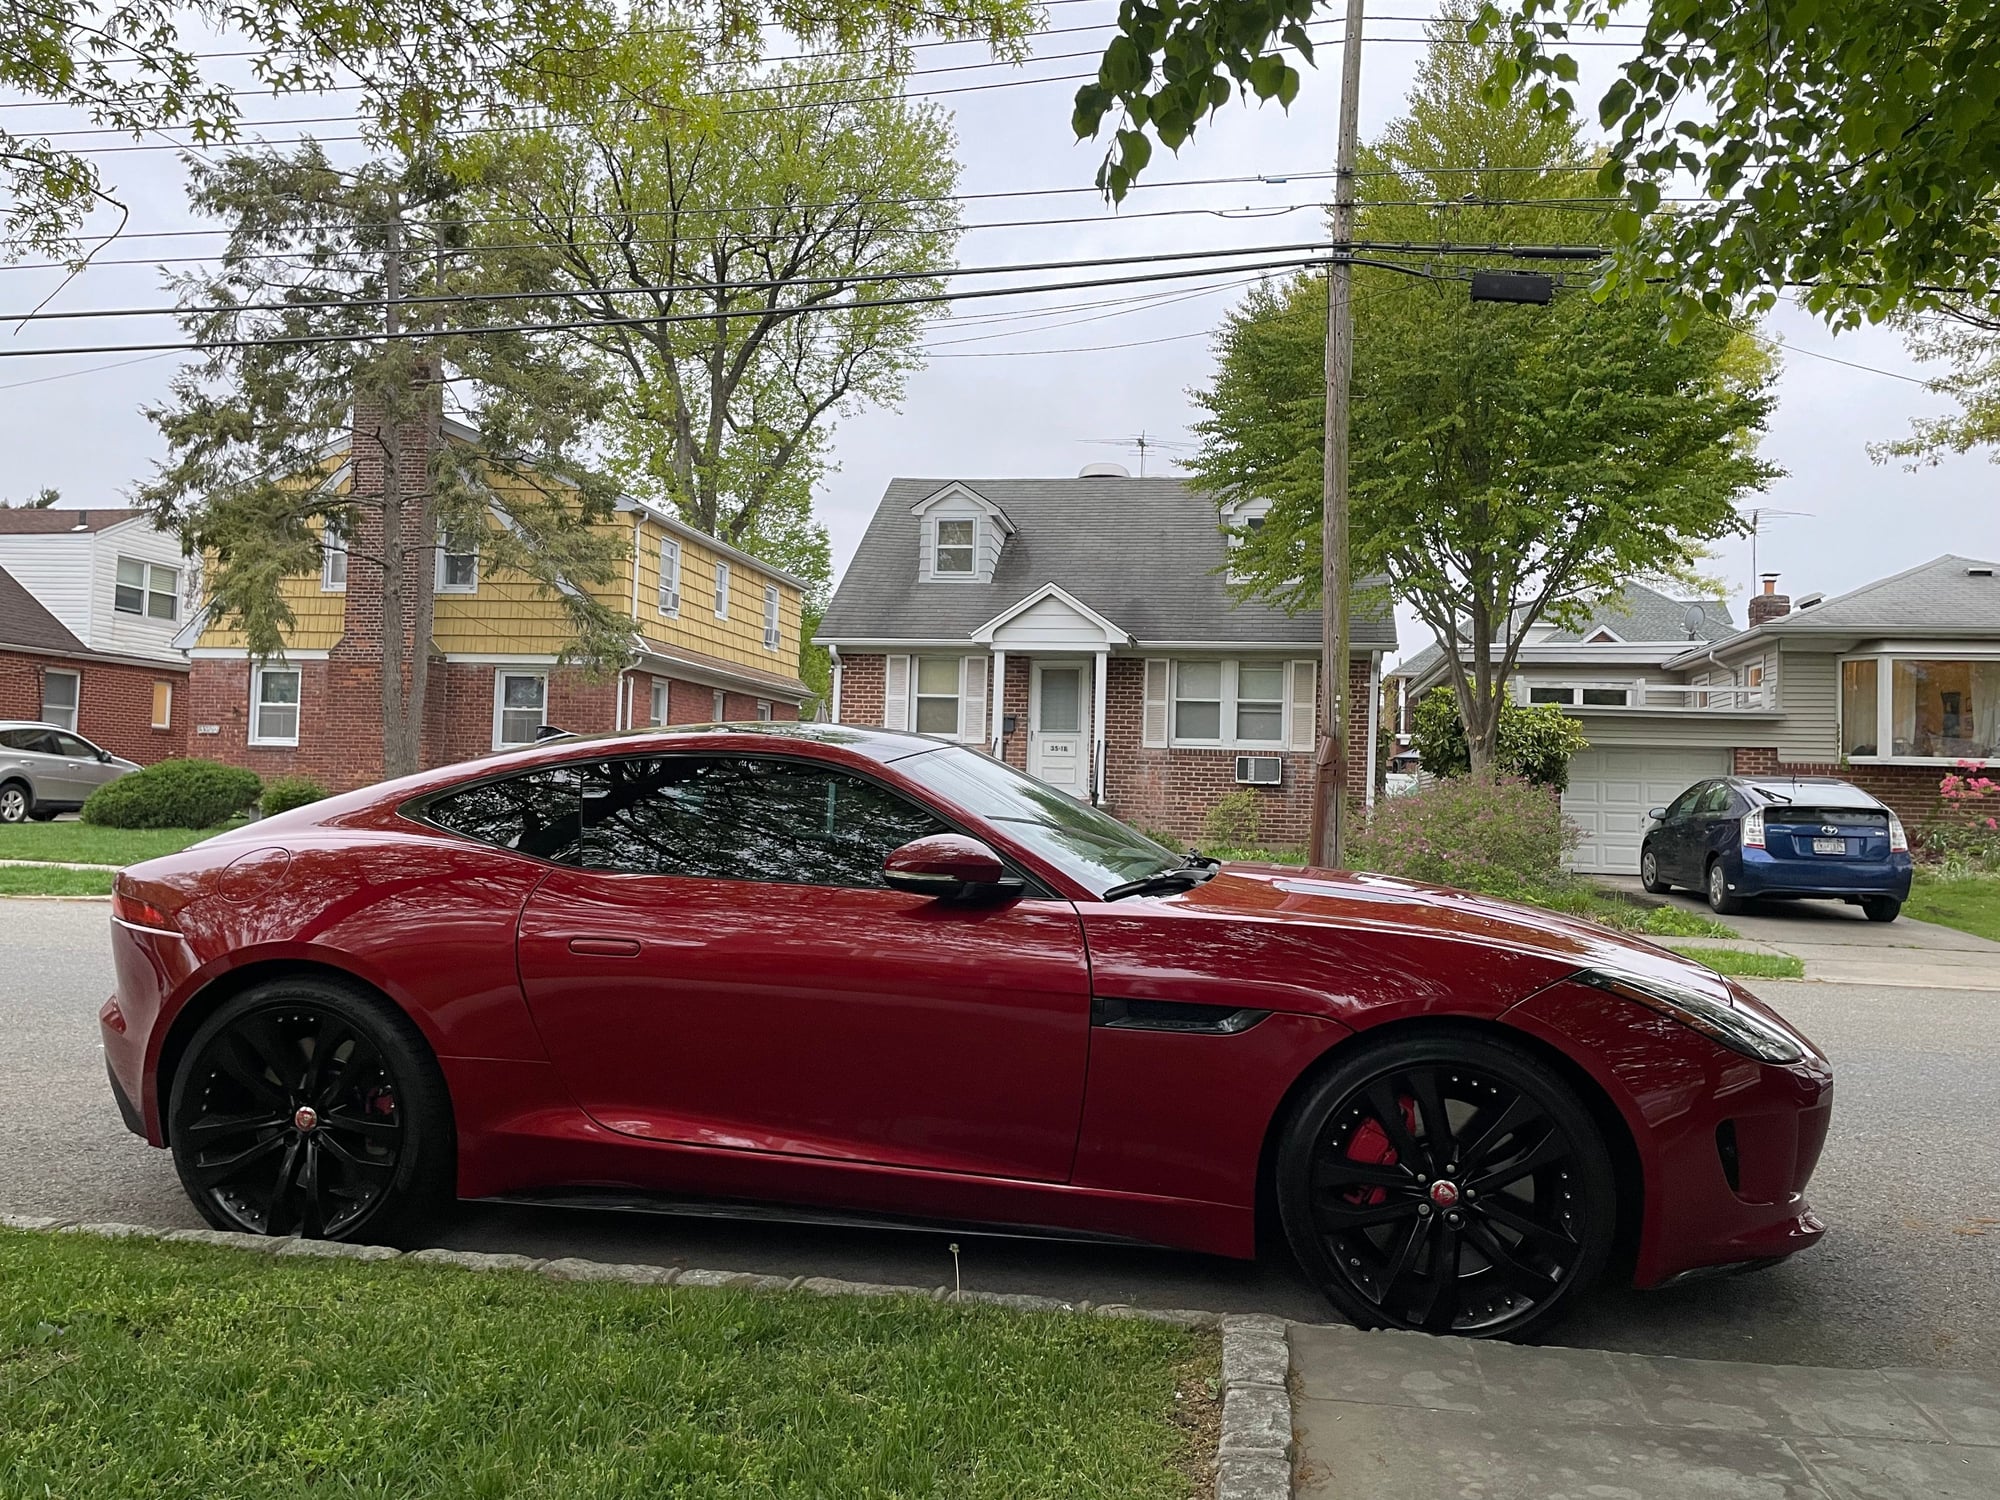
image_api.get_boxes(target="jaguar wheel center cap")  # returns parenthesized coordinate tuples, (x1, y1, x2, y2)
(1428, 1179, 1460, 1209)
(293, 1106, 319, 1133)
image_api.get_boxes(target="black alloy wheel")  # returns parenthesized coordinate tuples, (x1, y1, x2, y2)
(1640, 847, 1670, 895)
(1277, 1033, 1616, 1339)
(168, 981, 451, 1241)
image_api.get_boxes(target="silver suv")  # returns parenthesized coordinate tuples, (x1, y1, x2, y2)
(0, 722, 138, 822)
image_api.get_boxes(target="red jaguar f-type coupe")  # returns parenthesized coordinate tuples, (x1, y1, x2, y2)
(102, 724, 1831, 1337)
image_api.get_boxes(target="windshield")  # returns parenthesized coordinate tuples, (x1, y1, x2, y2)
(895, 745, 1181, 893)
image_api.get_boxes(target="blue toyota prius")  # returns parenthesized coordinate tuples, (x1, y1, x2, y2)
(1640, 775, 1914, 922)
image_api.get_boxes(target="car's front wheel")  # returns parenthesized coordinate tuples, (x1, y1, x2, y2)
(167, 978, 453, 1242)
(1275, 1030, 1618, 1340)
(1863, 897, 1901, 923)
(1640, 847, 1670, 894)
(0, 782, 31, 823)
(1707, 861, 1743, 915)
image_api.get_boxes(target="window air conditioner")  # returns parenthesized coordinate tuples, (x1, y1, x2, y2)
(1235, 755, 1282, 786)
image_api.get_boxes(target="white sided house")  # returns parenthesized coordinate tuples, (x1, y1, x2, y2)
(0, 507, 190, 667)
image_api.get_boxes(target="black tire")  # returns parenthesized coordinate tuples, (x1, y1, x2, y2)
(1862, 897, 1901, 923)
(0, 781, 31, 823)
(1706, 860, 1743, 916)
(1639, 846, 1671, 894)
(1275, 1029, 1618, 1340)
(168, 978, 454, 1242)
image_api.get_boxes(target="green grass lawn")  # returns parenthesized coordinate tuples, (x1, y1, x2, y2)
(0, 1230, 1213, 1499)
(0, 821, 235, 867)
(0, 865, 115, 896)
(1904, 870, 2000, 943)
(1667, 945, 1807, 980)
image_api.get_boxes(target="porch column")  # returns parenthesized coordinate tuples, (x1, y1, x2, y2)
(990, 648, 1007, 759)
(1092, 649, 1109, 804)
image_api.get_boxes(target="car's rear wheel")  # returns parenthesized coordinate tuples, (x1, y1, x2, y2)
(0, 782, 31, 823)
(1706, 860, 1743, 915)
(168, 979, 453, 1242)
(1275, 1031, 1617, 1340)
(1862, 897, 1901, 923)
(1639, 847, 1670, 894)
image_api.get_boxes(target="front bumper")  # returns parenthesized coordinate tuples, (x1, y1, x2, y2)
(1506, 977, 1833, 1288)
(1730, 848, 1912, 901)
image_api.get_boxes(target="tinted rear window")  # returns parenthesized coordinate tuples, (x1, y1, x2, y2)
(424, 767, 582, 862)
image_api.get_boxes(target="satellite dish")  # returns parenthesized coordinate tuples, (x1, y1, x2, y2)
(1682, 602, 1708, 640)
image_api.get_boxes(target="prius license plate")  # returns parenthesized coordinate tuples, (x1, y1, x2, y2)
(1812, 836, 1847, 855)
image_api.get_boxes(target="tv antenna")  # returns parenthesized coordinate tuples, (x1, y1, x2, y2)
(1082, 430, 1193, 477)
(1743, 507, 1812, 600)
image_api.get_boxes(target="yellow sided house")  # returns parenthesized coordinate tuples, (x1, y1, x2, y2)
(181, 416, 811, 788)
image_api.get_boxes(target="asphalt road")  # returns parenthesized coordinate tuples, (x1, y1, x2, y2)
(4, 900, 1995, 1371)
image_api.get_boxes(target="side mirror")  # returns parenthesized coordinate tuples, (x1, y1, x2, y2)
(98, 750, 112, 763)
(1647, 807, 1667, 822)
(883, 834, 1022, 902)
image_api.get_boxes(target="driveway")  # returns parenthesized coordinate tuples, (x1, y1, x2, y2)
(5, 900, 1998, 1371)
(1597, 874, 2000, 988)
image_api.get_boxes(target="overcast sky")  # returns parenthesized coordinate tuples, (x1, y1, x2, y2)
(2, 2, 1993, 666)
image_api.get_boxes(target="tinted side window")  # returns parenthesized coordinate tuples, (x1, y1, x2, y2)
(52, 733, 96, 758)
(1698, 783, 1733, 816)
(1665, 783, 1706, 819)
(580, 755, 948, 887)
(425, 767, 582, 863)
(0, 729, 40, 751)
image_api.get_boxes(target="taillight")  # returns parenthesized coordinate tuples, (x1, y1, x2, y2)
(1741, 807, 1765, 849)
(1888, 813, 1908, 853)
(112, 889, 178, 931)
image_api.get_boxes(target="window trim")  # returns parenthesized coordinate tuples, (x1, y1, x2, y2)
(755, 699, 773, 721)
(435, 537, 479, 594)
(713, 560, 731, 619)
(658, 536, 682, 616)
(712, 687, 727, 720)
(492, 668, 549, 750)
(320, 527, 348, 592)
(931, 516, 978, 579)
(113, 556, 179, 621)
(40, 667, 80, 732)
(649, 679, 668, 727)
(1841, 650, 2000, 765)
(150, 680, 173, 730)
(762, 584, 781, 651)
(913, 653, 965, 738)
(1167, 657, 1288, 750)
(248, 663, 302, 747)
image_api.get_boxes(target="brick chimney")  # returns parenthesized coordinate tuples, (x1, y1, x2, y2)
(1748, 572, 1791, 626)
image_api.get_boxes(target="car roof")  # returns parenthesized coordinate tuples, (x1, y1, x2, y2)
(536, 720, 945, 763)
(1733, 776, 1886, 810)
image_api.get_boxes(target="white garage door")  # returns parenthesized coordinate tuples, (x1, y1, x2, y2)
(1563, 747, 1731, 875)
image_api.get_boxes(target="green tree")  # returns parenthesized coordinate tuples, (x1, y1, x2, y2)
(1187, 18, 1776, 771)
(1875, 313, 2000, 467)
(1410, 690, 1587, 790)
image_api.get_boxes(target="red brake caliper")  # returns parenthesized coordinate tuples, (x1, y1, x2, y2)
(1344, 1096, 1419, 1207)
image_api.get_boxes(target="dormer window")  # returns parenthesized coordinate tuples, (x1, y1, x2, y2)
(934, 519, 976, 576)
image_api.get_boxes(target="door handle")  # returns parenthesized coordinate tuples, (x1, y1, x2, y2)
(567, 936, 642, 957)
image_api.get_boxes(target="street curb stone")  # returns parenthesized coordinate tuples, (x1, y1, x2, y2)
(59, 1222, 160, 1239)
(160, 1228, 285, 1252)
(1214, 1313, 1293, 1500)
(402, 1247, 545, 1273)
(272, 1237, 403, 1262)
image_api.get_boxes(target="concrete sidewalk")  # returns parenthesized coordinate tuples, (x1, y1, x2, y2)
(1289, 1322, 2000, 1499)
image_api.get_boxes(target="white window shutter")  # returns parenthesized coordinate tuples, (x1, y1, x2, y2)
(959, 655, 987, 745)
(1142, 659, 1170, 748)
(883, 655, 911, 730)
(1288, 660, 1318, 751)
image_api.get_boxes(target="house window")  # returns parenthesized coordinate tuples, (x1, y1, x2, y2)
(914, 655, 962, 735)
(250, 665, 301, 746)
(658, 537, 681, 615)
(712, 688, 727, 720)
(1842, 658, 1878, 757)
(1236, 662, 1285, 743)
(713, 560, 731, 619)
(320, 524, 348, 592)
(151, 681, 172, 729)
(436, 535, 478, 593)
(756, 699, 773, 721)
(494, 671, 547, 748)
(114, 558, 179, 621)
(1581, 687, 1629, 707)
(1528, 686, 1575, 705)
(650, 680, 668, 726)
(933, 518, 975, 576)
(41, 669, 78, 731)
(763, 585, 781, 651)
(1171, 662, 1224, 741)
(1170, 660, 1293, 747)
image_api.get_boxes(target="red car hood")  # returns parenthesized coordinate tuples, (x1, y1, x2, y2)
(1174, 863, 1738, 1002)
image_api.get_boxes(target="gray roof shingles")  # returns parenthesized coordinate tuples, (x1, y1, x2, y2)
(1757, 554, 2000, 633)
(820, 477, 1395, 649)
(0, 507, 138, 535)
(1542, 582, 1735, 643)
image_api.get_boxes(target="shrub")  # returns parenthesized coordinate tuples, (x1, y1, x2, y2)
(261, 775, 330, 817)
(1347, 771, 1576, 897)
(1410, 689, 1589, 789)
(1203, 789, 1263, 850)
(83, 759, 263, 829)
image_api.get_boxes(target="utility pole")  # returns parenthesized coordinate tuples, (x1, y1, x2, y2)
(1309, 0, 1366, 869)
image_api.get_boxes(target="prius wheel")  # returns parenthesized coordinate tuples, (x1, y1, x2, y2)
(1639, 847, 1670, 894)
(1706, 860, 1743, 915)
(168, 980, 452, 1242)
(1276, 1032, 1616, 1340)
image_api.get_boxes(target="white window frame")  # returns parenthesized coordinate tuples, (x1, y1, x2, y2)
(492, 669, 548, 750)
(658, 537, 682, 616)
(650, 679, 668, 727)
(151, 680, 173, 730)
(756, 699, 773, 721)
(712, 687, 727, 720)
(1840, 650, 2000, 765)
(932, 517, 977, 578)
(249, 664, 301, 747)
(1167, 658, 1288, 750)
(762, 584, 781, 650)
(320, 525, 348, 592)
(41, 668, 79, 732)
(913, 654, 965, 737)
(713, 560, 731, 619)
(436, 536, 479, 594)
(114, 557, 180, 621)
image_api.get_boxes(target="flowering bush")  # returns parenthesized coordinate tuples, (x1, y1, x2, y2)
(1347, 771, 1577, 896)
(1940, 760, 2000, 830)
(1925, 760, 2000, 869)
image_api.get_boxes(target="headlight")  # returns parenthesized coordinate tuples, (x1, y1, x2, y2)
(1578, 968, 1806, 1064)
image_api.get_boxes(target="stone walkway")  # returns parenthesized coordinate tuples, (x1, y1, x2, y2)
(1290, 1322, 2000, 1499)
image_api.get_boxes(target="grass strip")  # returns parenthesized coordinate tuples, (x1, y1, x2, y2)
(0, 1229, 1212, 1499)
(0, 821, 235, 867)
(1905, 871, 2000, 944)
(1666, 945, 1806, 980)
(0, 865, 115, 896)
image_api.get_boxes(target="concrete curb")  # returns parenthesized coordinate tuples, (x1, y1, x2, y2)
(1215, 1313, 1294, 1500)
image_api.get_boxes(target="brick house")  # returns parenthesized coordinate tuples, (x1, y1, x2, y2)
(1392, 559, 2000, 872)
(179, 415, 810, 790)
(816, 471, 1395, 845)
(0, 563, 186, 763)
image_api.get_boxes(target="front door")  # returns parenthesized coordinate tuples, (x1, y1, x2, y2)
(513, 752, 1094, 1183)
(1029, 661, 1091, 799)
